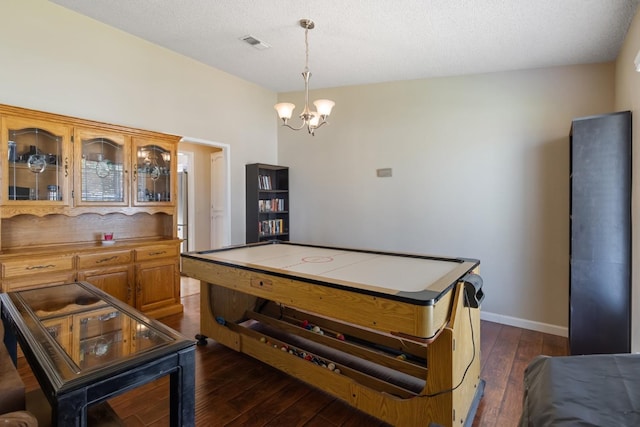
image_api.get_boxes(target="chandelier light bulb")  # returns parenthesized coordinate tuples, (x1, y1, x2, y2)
(274, 103, 296, 121)
(313, 99, 335, 117)
(308, 113, 320, 129)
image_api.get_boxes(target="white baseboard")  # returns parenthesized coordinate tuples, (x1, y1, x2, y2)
(481, 311, 568, 337)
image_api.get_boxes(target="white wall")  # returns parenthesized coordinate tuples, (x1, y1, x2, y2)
(278, 64, 615, 334)
(615, 8, 640, 352)
(0, 0, 279, 245)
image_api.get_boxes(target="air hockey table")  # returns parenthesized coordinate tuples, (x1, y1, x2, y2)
(181, 241, 485, 427)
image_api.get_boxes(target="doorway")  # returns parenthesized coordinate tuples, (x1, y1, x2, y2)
(177, 137, 231, 251)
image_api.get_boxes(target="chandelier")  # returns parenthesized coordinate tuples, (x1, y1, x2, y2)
(274, 19, 335, 136)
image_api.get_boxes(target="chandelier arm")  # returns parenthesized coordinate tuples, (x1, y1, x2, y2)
(313, 120, 329, 130)
(282, 121, 308, 131)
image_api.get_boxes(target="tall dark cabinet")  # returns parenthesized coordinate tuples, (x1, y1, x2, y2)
(246, 163, 289, 243)
(569, 111, 631, 355)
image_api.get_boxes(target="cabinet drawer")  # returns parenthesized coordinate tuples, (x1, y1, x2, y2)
(77, 250, 132, 269)
(2, 272, 76, 293)
(2, 255, 74, 279)
(135, 245, 179, 262)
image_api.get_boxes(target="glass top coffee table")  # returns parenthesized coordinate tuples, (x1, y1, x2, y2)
(0, 281, 195, 426)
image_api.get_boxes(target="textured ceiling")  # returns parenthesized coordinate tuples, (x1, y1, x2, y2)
(51, 0, 640, 92)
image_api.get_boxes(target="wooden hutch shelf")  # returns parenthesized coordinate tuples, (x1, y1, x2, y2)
(0, 104, 183, 318)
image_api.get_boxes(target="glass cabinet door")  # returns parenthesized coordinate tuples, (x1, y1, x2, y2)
(2, 116, 71, 205)
(132, 138, 174, 206)
(74, 129, 129, 206)
(72, 307, 128, 368)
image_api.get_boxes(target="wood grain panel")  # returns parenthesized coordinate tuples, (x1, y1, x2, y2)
(1, 213, 172, 249)
(77, 265, 134, 305)
(135, 259, 178, 312)
(2, 272, 76, 292)
(2, 254, 74, 278)
(134, 244, 179, 262)
(77, 250, 132, 269)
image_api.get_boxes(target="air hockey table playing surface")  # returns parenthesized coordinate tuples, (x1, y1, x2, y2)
(181, 241, 480, 340)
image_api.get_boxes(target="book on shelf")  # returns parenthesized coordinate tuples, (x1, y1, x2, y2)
(258, 219, 285, 236)
(258, 174, 273, 190)
(258, 198, 286, 212)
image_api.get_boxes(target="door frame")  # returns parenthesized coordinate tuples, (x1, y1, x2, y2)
(176, 150, 195, 253)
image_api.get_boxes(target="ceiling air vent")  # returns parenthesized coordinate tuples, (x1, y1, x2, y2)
(240, 35, 271, 50)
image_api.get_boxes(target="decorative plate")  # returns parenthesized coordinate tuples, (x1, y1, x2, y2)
(150, 165, 160, 181)
(27, 154, 47, 173)
(96, 160, 110, 178)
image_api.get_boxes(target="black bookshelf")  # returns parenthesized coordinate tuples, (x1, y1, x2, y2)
(246, 163, 289, 243)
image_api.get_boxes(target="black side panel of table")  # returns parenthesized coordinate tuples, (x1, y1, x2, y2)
(569, 111, 631, 355)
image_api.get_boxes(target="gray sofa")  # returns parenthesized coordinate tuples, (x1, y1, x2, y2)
(520, 354, 640, 426)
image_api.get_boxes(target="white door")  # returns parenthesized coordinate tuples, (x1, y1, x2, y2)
(211, 151, 226, 249)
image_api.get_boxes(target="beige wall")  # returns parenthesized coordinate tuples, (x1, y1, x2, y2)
(0, 0, 279, 245)
(2, 0, 633, 336)
(615, 8, 640, 352)
(278, 63, 615, 334)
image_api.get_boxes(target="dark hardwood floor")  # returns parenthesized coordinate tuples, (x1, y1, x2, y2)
(17, 292, 569, 426)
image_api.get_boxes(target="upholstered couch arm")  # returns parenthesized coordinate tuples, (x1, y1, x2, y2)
(0, 410, 38, 426)
(0, 318, 27, 415)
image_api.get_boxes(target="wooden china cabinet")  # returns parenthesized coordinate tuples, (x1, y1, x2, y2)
(0, 104, 183, 318)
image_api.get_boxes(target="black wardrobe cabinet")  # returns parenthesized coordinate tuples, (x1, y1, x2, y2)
(569, 111, 631, 355)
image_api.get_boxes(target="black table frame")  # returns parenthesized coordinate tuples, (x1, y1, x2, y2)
(1, 282, 195, 426)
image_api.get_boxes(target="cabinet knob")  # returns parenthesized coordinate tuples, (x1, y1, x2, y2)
(64, 157, 69, 177)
